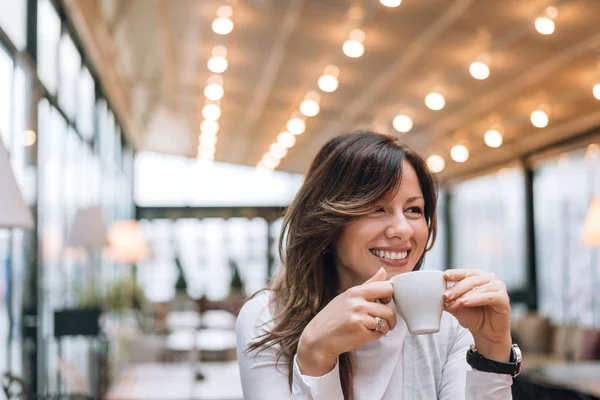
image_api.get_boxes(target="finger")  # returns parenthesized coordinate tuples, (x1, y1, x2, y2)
(458, 291, 510, 313)
(444, 269, 486, 282)
(363, 301, 397, 330)
(363, 315, 391, 337)
(353, 281, 394, 302)
(364, 267, 387, 284)
(444, 273, 497, 301)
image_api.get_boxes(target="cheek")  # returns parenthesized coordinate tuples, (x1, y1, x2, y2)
(412, 220, 430, 249)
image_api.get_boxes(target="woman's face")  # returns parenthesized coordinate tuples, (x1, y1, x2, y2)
(334, 160, 430, 291)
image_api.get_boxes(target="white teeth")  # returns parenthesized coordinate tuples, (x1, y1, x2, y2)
(370, 249, 408, 260)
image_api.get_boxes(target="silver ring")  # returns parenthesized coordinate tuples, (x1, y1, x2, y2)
(374, 317, 383, 332)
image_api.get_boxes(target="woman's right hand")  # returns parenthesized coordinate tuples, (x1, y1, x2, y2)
(296, 267, 396, 376)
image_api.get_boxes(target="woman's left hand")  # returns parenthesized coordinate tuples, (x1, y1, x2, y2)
(443, 269, 512, 362)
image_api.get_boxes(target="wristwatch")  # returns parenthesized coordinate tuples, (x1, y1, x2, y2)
(466, 343, 523, 377)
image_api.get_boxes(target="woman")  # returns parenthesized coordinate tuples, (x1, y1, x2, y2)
(236, 131, 519, 399)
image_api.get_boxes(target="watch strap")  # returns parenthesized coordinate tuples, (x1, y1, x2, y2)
(466, 344, 522, 377)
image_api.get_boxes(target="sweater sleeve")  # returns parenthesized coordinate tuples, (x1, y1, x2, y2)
(236, 293, 344, 399)
(439, 323, 513, 400)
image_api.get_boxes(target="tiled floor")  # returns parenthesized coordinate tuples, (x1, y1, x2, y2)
(192, 361, 243, 400)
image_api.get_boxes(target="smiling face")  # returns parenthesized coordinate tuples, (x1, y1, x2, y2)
(334, 160, 430, 291)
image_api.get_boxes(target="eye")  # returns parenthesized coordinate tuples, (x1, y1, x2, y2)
(406, 206, 424, 216)
(370, 207, 386, 215)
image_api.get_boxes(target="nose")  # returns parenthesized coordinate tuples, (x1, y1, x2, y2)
(384, 213, 413, 240)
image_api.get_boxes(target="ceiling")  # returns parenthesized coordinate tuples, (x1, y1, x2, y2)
(63, 0, 600, 179)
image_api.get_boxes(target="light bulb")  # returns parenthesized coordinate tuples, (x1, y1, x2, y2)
(23, 130, 36, 147)
(300, 93, 320, 117)
(450, 144, 469, 163)
(277, 131, 296, 148)
(343, 40, 365, 58)
(197, 148, 214, 159)
(202, 103, 222, 121)
(593, 84, 600, 100)
(425, 91, 445, 111)
(287, 116, 306, 135)
(207, 56, 228, 73)
(530, 109, 549, 128)
(200, 120, 219, 136)
(427, 154, 445, 173)
(392, 114, 413, 133)
(269, 142, 288, 159)
(469, 61, 490, 80)
(380, 0, 402, 7)
(216, 5, 233, 18)
(484, 128, 503, 148)
(262, 154, 280, 169)
(318, 74, 339, 92)
(535, 17, 555, 35)
(199, 134, 217, 148)
(585, 144, 599, 161)
(212, 17, 234, 35)
(204, 83, 224, 101)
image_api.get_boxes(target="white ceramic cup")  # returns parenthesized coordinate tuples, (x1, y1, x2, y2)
(389, 270, 447, 335)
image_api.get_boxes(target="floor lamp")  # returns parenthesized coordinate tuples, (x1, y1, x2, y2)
(64, 206, 108, 398)
(583, 197, 600, 327)
(0, 135, 34, 379)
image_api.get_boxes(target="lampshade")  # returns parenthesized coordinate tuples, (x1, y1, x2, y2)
(66, 206, 109, 251)
(0, 135, 34, 229)
(582, 197, 600, 247)
(104, 220, 150, 263)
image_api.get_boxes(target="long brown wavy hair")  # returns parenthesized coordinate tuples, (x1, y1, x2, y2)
(247, 131, 438, 399)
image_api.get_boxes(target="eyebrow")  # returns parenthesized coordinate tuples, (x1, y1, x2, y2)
(406, 196, 424, 203)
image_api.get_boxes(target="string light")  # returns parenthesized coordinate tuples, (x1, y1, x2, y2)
(269, 143, 288, 159)
(530, 107, 549, 128)
(204, 75, 224, 101)
(450, 143, 469, 163)
(535, 6, 557, 35)
(469, 54, 490, 80)
(343, 29, 365, 58)
(277, 131, 296, 148)
(593, 84, 600, 100)
(392, 114, 413, 133)
(425, 91, 445, 111)
(318, 65, 340, 93)
(484, 126, 503, 148)
(202, 103, 222, 121)
(287, 114, 306, 135)
(207, 45, 228, 73)
(380, 0, 402, 7)
(200, 120, 219, 136)
(427, 154, 445, 173)
(212, 5, 234, 35)
(300, 91, 321, 117)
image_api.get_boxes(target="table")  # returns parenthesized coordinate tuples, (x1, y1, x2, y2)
(166, 328, 237, 352)
(523, 361, 600, 398)
(106, 363, 194, 400)
(192, 361, 243, 400)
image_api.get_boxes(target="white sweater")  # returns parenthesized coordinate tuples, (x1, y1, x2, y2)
(236, 292, 513, 400)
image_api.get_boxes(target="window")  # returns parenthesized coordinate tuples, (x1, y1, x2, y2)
(58, 33, 81, 120)
(0, 0, 27, 50)
(534, 148, 600, 327)
(0, 45, 13, 147)
(37, 0, 61, 95)
(450, 168, 527, 290)
(77, 67, 95, 140)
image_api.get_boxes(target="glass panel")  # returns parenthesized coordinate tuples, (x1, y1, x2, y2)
(0, 45, 13, 148)
(37, 0, 61, 95)
(77, 67, 95, 140)
(58, 33, 81, 120)
(534, 149, 600, 327)
(451, 168, 527, 290)
(0, 0, 27, 50)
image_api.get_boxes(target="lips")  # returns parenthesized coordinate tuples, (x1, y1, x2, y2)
(369, 248, 409, 260)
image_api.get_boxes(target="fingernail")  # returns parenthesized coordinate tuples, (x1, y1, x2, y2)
(444, 290, 454, 300)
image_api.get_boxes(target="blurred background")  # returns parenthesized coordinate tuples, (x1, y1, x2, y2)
(1, 0, 600, 399)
